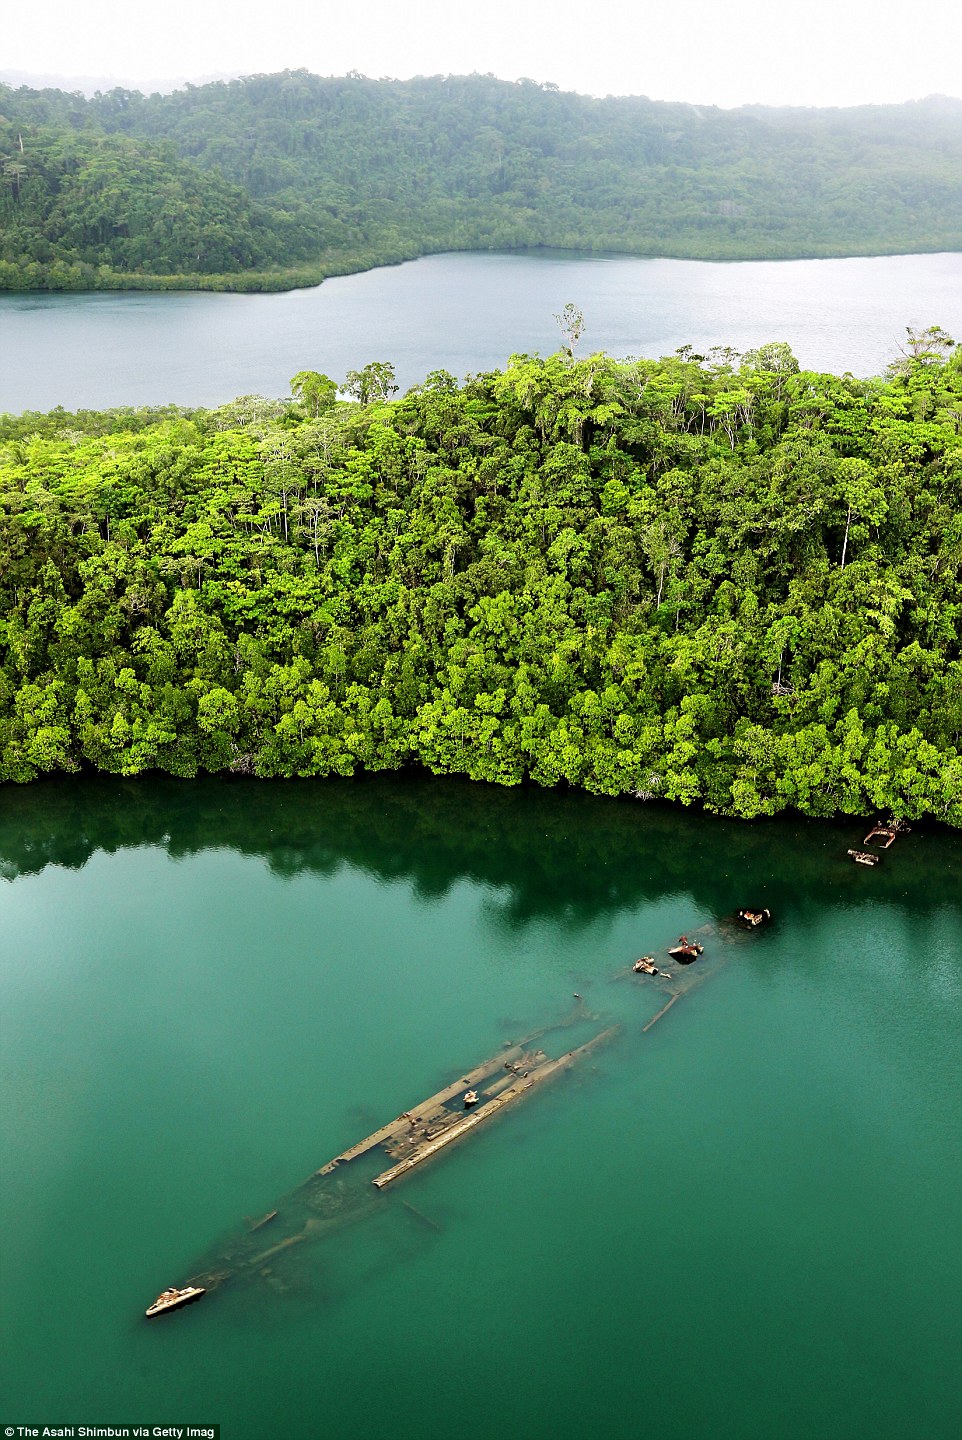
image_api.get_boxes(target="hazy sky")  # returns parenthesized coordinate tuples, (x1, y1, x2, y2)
(6, 0, 962, 107)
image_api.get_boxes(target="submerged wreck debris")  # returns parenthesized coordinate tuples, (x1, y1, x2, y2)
(849, 816, 912, 866)
(736, 908, 771, 928)
(642, 993, 682, 1032)
(147, 1012, 615, 1317)
(848, 848, 880, 866)
(309, 1016, 616, 1193)
(632, 955, 668, 976)
(371, 1027, 617, 1190)
(864, 817, 912, 849)
(145, 914, 763, 1319)
(246, 1209, 278, 1232)
(313, 1020, 584, 1179)
(145, 1284, 205, 1318)
(667, 936, 704, 963)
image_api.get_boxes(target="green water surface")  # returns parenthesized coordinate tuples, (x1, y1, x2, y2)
(1, 775, 960, 1440)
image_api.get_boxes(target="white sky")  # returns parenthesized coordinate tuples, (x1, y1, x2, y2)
(4, 0, 962, 108)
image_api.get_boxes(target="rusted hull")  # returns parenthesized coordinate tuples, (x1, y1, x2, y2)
(668, 945, 703, 964)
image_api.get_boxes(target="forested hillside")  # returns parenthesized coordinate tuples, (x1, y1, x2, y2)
(2, 73, 961, 290)
(2, 333, 960, 823)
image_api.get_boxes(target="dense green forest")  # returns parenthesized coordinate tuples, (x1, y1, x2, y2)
(2, 73, 961, 290)
(2, 331, 960, 823)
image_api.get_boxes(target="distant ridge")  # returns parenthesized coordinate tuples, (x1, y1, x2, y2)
(2, 72, 961, 292)
(0, 68, 240, 97)
(4, 66, 960, 109)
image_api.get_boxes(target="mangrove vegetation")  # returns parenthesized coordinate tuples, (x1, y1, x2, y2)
(1, 334, 960, 823)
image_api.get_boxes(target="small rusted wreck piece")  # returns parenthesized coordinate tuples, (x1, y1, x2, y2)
(633, 955, 669, 976)
(736, 908, 771, 928)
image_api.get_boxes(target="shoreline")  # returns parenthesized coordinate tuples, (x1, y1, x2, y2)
(3, 240, 961, 298)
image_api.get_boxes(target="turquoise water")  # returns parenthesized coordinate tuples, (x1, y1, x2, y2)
(1, 775, 960, 1439)
(2, 250, 961, 411)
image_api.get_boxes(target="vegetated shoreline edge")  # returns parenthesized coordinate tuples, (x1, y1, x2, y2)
(7, 759, 961, 841)
(3, 240, 962, 298)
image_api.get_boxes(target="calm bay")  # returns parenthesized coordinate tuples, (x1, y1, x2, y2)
(1, 774, 960, 1439)
(2, 249, 961, 413)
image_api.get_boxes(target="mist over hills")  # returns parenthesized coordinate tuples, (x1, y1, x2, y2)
(0, 68, 239, 98)
(2, 70, 960, 292)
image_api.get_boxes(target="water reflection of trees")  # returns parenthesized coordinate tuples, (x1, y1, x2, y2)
(0, 773, 958, 925)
